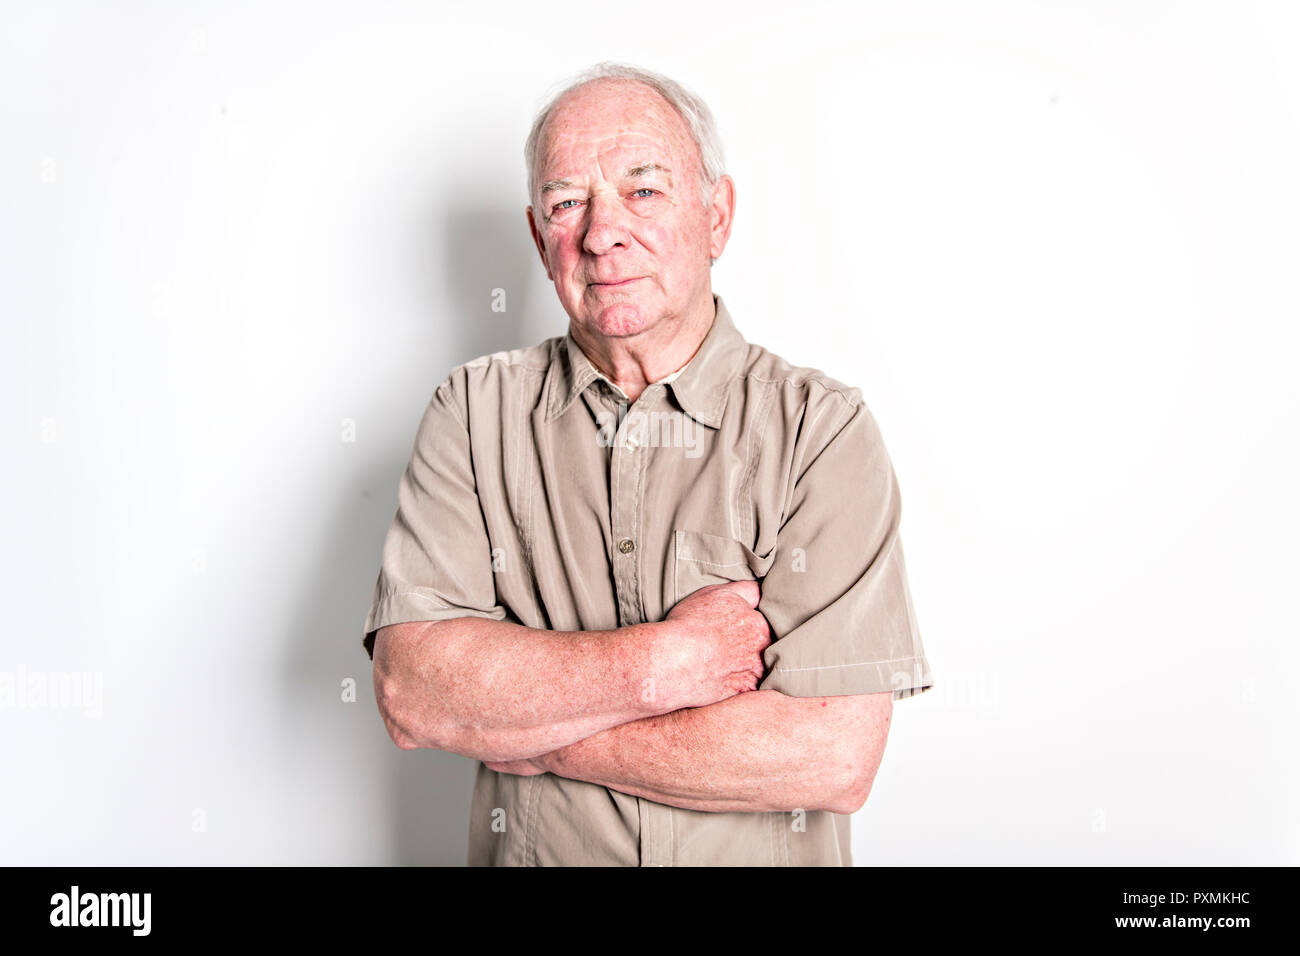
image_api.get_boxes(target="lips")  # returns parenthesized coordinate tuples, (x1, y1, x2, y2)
(590, 276, 643, 287)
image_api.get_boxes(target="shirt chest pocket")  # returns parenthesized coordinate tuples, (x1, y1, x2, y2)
(671, 529, 775, 606)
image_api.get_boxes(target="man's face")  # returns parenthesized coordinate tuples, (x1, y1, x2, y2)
(527, 79, 732, 339)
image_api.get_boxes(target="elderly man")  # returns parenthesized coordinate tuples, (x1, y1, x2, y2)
(363, 62, 933, 866)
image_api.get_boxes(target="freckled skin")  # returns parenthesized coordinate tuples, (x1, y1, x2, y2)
(373, 76, 895, 818)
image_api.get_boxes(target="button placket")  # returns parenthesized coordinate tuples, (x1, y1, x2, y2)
(608, 386, 677, 866)
(609, 388, 651, 629)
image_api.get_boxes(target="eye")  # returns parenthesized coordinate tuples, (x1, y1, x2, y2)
(632, 188, 657, 198)
(553, 199, 581, 212)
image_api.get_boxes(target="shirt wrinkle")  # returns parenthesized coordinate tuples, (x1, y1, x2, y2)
(363, 292, 934, 867)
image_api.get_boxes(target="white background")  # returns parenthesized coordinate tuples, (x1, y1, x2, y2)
(2, 0, 1296, 865)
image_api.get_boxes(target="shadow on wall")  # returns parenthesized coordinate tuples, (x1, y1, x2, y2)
(281, 197, 548, 864)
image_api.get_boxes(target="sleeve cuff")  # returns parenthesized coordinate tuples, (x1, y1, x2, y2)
(760, 655, 934, 699)
(362, 588, 507, 660)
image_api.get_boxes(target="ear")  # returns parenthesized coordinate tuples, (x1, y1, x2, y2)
(706, 174, 736, 262)
(526, 206, 553, 281)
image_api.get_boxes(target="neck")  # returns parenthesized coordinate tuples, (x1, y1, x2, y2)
(571, 291, 716, 404)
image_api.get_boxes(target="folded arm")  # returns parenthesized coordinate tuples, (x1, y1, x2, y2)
(371, 584, 767, 764)
(372, 617, 672, 762)
(487, 688, 893, 815)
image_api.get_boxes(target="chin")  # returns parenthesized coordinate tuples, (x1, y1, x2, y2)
(585, 299, 657, 338)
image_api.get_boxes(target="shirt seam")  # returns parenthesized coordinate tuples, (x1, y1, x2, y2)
(454, 351, 551, 374)
(771, 654, 925, 673)
(524, 775, 541, 867)
(370, 587, 456, 607)
(629, 416, 647, 626)
(744, 373, 862, 408)
(518, 375, 536, 583)
(436, 380, 469, 432)
(669, 806, 675, 867)
(677, 554, 748, 569)
(774, 383, 852, 533)
(736, 381, 777, 542)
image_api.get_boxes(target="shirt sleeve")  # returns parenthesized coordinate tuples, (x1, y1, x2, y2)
(361, 373, 507, 660)
(757, 387, 933, 700)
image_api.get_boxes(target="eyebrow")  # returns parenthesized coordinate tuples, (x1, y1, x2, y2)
(539, 163, 673, 196)
(626, 162, 671, 179)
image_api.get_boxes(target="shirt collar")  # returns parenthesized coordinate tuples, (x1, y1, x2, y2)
(547, 293, 749, 429)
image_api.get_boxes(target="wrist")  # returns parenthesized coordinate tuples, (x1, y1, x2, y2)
(541, 736, 582, 778)
(626, 620, 688, 715)
(534, 749, 559, 775)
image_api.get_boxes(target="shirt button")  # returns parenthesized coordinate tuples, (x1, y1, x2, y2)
(618, 538, 635, 554)
(625, 434, 639, 450)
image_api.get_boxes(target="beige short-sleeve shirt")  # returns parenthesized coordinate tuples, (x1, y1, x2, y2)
(363, 293, 933, 866)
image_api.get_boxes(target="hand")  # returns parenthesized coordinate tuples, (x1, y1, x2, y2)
(484, 755, 550, 776)
(657, 580, 772, 710)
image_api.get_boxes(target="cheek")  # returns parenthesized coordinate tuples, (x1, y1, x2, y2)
(638, 214, 686, 249)
(544, 233, 582, 276)
(644, 219, 707, 267)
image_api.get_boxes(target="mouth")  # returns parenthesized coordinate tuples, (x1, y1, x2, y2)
(589, 276, 644, 288)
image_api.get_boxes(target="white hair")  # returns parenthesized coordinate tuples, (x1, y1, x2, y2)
(524, 61, 727, 209)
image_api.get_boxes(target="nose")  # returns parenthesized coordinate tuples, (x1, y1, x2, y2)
(582, 191, 631, 257)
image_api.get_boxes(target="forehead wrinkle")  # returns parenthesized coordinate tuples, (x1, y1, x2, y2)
(540, 160, 671, 196)
(545, 127, 678, 158)
(538, 131, 687, 191)
(537, 85, 698, 185)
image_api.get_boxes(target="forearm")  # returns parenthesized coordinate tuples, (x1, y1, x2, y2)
(533, 690, 884, 814)
(373, 617, 680, 761)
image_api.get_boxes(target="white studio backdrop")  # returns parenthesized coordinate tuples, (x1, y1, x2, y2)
(1, 0, 1296, 865)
